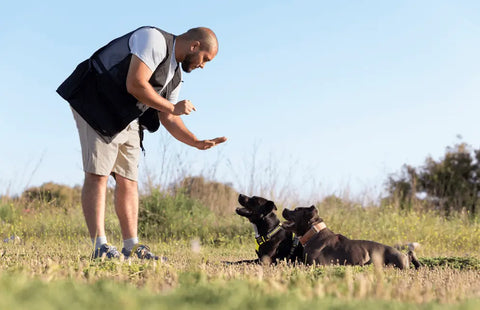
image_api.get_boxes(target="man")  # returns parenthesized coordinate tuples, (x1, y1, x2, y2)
(57, 26, 226, 260)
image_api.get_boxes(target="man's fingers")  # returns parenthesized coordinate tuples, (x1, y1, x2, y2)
(174, 100, 196, 115)
(212, 137, 227, 144)
(185, 100, 196, 113)
(197, 137, 227, 150)
(201, 142, 214, 150)
(184, 106, 195, 115)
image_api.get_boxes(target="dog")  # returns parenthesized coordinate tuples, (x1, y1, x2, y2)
(229, 194, 303, 264)
(282, 206, 421, 269)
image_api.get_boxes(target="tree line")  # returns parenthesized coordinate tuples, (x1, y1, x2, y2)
(5, 141, 480, 218)
(386, 141, 479, 217)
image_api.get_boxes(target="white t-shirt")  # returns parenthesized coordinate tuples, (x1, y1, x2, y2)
(128, 27, 181, 104)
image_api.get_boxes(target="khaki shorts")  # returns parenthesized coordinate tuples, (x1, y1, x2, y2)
(71, 107, 141, 181)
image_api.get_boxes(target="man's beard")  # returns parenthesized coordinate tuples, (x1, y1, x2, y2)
(181, 53, 195, 73)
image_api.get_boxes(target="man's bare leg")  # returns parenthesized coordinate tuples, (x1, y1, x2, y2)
(114, 174, 139, 241)
(114, 175, 160, 260)
(82, 172, 109, 239)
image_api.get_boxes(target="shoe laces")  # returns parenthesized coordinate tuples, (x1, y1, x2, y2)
(93, 243, 119, 259)
(136, 244, 153, 258)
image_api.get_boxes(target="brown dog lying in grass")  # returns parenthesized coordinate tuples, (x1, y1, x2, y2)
(282, 206, 421, 269)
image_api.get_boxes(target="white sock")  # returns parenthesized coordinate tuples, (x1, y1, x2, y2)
(123, 237, 139, 251)
(92, 236, 107, 250)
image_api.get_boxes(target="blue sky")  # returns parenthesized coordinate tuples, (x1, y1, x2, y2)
(1, 1, 479, 200)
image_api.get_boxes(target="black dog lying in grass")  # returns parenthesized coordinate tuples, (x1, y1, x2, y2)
(228, 194, 303, 265)
(282, 206, 421, 269)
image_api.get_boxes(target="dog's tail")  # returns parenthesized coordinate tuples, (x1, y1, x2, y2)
(394, 242, 421, 252)
(407, 250, 421, 269)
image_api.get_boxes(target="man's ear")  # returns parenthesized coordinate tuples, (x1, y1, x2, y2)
(191, 40, 200, 51)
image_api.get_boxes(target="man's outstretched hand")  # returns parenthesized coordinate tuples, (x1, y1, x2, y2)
(194, 137, 227, 150)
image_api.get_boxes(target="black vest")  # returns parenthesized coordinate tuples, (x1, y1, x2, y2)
(57, 26, 182, 141)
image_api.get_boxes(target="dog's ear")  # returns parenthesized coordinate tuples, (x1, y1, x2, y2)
(265, 200, 277, 212)
(271, 201, 277, 210)
(307, 205, 320, 224)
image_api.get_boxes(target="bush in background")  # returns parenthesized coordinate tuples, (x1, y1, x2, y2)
(172, 176, 239, 216)
(386, 142, 480, 217)
(21, 182, 82, 211)
(138, 189, 251, 245)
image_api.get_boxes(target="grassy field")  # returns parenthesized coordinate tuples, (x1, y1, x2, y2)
(1, 191, 480, 310)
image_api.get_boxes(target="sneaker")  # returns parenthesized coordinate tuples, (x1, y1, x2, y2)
(92, 243, 120, 259)
(122, 244, 166, 261)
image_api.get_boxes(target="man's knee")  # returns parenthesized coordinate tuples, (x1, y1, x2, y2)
(115, 174, 137, 189)
(84, 172, 109, 187)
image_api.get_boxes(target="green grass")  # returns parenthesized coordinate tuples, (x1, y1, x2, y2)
(1, 194, 480, 309)
(419, 256, 480, 270)
(2, 272, 479, 310)
(1, 240, 479, 310)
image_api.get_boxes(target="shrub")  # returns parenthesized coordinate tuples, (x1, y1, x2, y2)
(173, 176, 239, 216)
(386, 142, 480, 216)
(21, 182, 81, 211)
(0, 202, 19, 224)
(138, 189, 250, 244)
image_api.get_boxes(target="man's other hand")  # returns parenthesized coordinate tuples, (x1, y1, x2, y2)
(173, 100, 196, 115)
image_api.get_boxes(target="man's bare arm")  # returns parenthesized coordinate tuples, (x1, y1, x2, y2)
(126, 55, 195, 115)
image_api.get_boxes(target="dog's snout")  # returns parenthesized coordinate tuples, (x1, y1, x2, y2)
(238, 194, 248, 204)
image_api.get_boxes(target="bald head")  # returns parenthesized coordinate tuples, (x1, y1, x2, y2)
(175, 27, 218, 72)
(182, 27, 218, 54)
